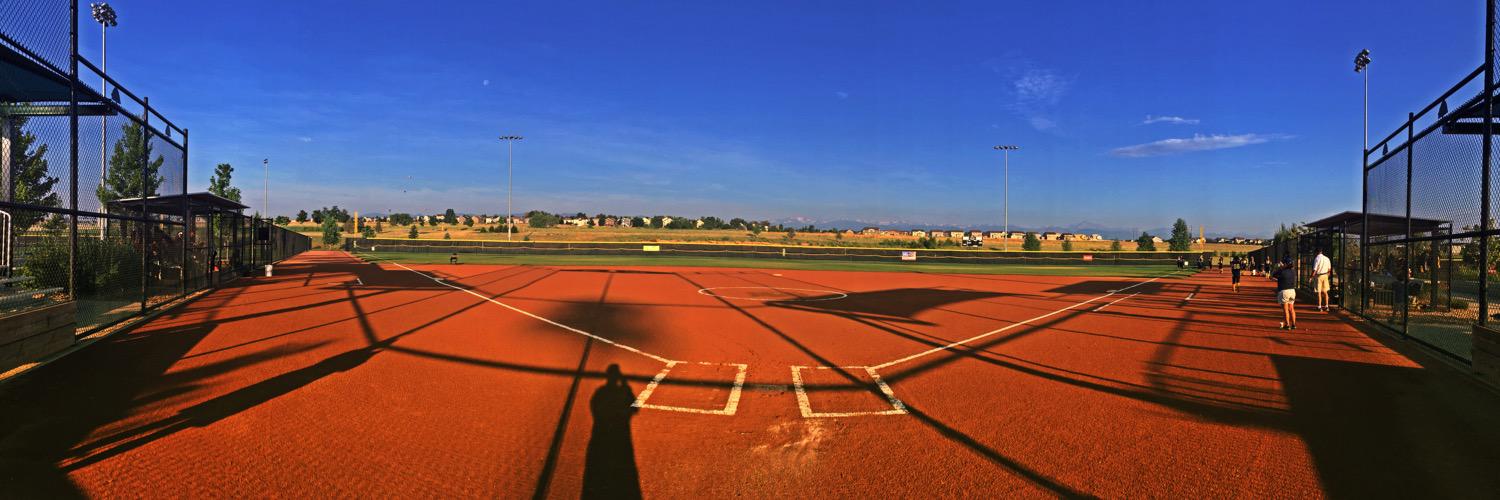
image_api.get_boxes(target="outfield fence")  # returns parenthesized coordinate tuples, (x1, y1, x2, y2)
(1, 1, 310, 337)
(348, 238, 1201, 266)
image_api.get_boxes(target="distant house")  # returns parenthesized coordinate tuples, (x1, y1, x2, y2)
(880, 230, 901, 236)
(660, 217, 674, 227)
(1008, 232, 1025, 240)
(1041, 232, 1061, 241)
(1090, 234, 1104, 241)
(910, 230, 928, 238)
(562, 217, 590, 227)
(862, 227, 880, 235)
(983, 231, 1004, 239)
(843, 229, 856, 235)
(618, 217, 633, 228)
(1151, 236, 1165, 244)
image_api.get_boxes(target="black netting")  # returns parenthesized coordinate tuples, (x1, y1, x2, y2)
(1409, 127, 1482, 235)
(0, 0, 72, 72)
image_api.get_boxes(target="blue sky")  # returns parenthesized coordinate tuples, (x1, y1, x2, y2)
(87, 0, 1490, 235)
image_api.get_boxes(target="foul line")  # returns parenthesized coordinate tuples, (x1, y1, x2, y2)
(389, 261, 673, 364)
(1092, 292, 1140, 312)
(871, 272, 1176, 370)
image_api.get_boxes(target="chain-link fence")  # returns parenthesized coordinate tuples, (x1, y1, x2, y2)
(2, 1, 310, 336)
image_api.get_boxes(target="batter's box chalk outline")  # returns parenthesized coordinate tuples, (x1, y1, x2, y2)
(790, 366, 908, 418)
(632, 361, 748, 416)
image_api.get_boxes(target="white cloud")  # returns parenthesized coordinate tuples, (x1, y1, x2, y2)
(1110, 133, 1289, 158)
(1013, 69, 1068, 106)
(1143, 115, 1199, 125)
(834, 91, 849, 99)
(482, 79, 490, 86)
(1028, 117, 1057, 131)
(297, 136, 313, 143)
(996, 63, 1072, 132)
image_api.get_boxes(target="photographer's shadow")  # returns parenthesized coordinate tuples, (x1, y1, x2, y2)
(581, 364, 642, 499)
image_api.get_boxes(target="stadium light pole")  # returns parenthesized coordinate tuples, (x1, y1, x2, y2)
(263, 158, 269, 221)
(1355, 49, 1371, 151)
(91, 2, 116, 240)
(993, 145, 1020, 251)
(499, 135, 523, 242)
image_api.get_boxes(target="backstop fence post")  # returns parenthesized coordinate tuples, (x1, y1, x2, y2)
(140, 97, 150, 312)
(67, 0, 78, 300)
(1405, 111, 1414, 336)
(1481, 0, 1495, 325)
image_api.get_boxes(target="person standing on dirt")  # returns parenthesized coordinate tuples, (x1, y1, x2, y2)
(1272, 257, 1298, 330)
(1312, 248, 1333, 312)
(1230, 256, 1244, 293)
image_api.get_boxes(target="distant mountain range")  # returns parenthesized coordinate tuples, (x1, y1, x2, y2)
(773, 218, 1266, 241)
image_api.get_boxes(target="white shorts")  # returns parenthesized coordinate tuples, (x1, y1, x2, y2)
(1278, 289, 1296, 304)
(1314, 274, 1330, 292)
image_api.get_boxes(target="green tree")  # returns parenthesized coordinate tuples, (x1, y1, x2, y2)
(750, 224, 763, 237)
(274, 215, 291, 225)
(1062, 240, 1073, 251)
(1109, 240, 1123, 251)
(296, 210, 309, 223)
(320, 216, 341, 246)
(207, 163, 242, 202)
(1022, 232, 1041, 251)
(1136, 232, 1157, 251)
(4, 115, 63, 229)
(408, 225, 419, 239)
(463, 216, 475, 227)
(443, 231, 452, 240)
(96, 121, 165, 206)
(631, 217, 646, 228)
(388, 213, 413, 226)
(361, 225, 376, 238)
(444, 208, 457, 225)
(1168, 218, 1193, 251)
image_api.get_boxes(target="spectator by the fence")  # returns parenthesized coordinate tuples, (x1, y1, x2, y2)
(1272, 258, 1298, 330)
(1312, 249, 1332, 312)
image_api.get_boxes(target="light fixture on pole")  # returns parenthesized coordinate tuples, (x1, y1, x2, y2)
(498, 135, 523, 242)
(993, 145, 1020, 251)
(91, 2, 116, 239)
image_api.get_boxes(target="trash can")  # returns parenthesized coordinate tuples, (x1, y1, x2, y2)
(265, 264, 273, 277)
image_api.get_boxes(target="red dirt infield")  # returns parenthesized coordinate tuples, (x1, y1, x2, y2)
(3, 250, 1500, 497)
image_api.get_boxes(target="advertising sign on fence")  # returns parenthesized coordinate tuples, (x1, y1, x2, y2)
(1082, 254, 1093, 261)
(643, 245, 660, 252)
(901, 251, 917, 261)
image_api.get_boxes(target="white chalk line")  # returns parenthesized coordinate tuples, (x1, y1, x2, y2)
(391, 261, 674, 364)
(1092, 292, 1140, 312)
(870, 272, 1177, 371)
(389, 261, 752, 416)
(633, 361, 748, 416)
(697, 286, 848, 302)
(791, 366, 907, 418)
(1185, 292, 1195, 301)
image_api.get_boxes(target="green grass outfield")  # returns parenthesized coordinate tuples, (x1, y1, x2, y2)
(352, 250, 1183, 277)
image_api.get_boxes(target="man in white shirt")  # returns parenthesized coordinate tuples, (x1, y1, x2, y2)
(1312, 249, 1333, 312)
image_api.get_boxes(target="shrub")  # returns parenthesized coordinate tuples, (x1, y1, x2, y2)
(1022, 233, 1041, 251)
(408, 226, 419, 239)
(1061, 240, 1073, 251)
(321, 217, 342, 246)
(20, 236, 143, 296)
(1136, 232, 1156, 252)
(1110, 240, 1123, 251)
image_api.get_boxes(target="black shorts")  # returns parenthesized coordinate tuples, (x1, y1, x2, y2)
(1231, 270, 1241, 283)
